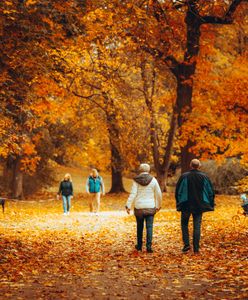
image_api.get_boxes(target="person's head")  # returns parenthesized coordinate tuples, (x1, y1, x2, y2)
(139, 163, 150, 173)
(64, 173, 72, 181)
(91, 168, 98, 177)
(190, 159, 201, 169)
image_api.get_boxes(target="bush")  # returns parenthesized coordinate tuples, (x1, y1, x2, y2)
(201, 159, 248, 195)
(23, 160, 56, 195)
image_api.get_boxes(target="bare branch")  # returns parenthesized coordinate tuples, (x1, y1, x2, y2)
(201, 0, 243, 24)
(139, 44, 179, 75)
(72, 91, 105, 111)
(233, 104, 248, 113)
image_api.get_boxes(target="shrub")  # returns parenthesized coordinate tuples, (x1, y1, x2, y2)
(201, 159, 248, 195)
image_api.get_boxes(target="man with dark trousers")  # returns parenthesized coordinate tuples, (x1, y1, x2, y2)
(175, 159, 215, 253)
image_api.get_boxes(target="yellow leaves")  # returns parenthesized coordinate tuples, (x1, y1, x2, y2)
(235, 176, 248, 193)
(21, 156, 41, 174)
(4, 1, 13, 5)
(22, 143, 36, 156)
(2, 9, 17, 18)
(0, 194, 247, 299)
(25, 0, 37, 6)
(0, 145, 9, 159)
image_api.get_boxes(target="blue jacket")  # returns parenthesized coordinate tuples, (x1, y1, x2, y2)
(86, 176, 104, 193)
(175, 169, 215, 213)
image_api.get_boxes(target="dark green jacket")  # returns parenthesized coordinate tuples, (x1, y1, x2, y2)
(175, 169, 215, 213)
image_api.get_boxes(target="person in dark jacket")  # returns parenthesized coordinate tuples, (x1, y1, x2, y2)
(86, 169, 105, 214)
(57, 173, 73, 215)
(175, 159, 215, 253)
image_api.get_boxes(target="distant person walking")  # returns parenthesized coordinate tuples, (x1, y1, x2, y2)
(86, 168, 105, 214)
(57, 173, 73, 215)
(125, 163, 162, 253)
(175, 159, 215, 254)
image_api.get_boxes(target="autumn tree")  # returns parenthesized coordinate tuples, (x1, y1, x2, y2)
(0, 0, 86, 197)
(71, 47, 128, 193)
(85, 0, 247, 179)
(137, 57, 177, 190)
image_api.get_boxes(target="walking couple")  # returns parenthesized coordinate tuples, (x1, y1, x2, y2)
(126, 160, 215, 254)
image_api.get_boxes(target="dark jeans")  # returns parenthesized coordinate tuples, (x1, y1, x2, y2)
(181, 211, 202, 251)
(136, 215, 154, 250)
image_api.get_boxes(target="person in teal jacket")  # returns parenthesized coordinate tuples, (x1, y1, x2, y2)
(175, 159, 215, 253)
(86, 168, 105, 214)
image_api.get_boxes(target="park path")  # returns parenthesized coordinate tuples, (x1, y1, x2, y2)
(1, 206, 248, 299)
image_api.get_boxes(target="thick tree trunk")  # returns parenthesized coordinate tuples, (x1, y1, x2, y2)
(12, 157, 24, 199)
(180, 140, 195, 173)
(175, 10, 201, 174)
(175, 72, 195, 173)
(110, 166, 125, 193)
(108, 142, 125, 193)
(150, 0, 243, 175)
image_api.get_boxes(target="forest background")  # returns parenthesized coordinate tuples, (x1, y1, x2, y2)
(1, 1, 248, 299)
(0, 0, 248, 198)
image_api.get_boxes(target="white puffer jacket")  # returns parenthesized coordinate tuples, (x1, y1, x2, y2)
(126, 173, 162, 209)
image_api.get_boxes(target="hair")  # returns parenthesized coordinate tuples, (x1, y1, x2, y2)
(139, 163, 150, 173)
(190, 159, 201, 169)
(91, 168, 99, 177)
(64, 173, 72, 181)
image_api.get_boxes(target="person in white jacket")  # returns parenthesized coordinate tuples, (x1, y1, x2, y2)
(125, 163, 162, 253)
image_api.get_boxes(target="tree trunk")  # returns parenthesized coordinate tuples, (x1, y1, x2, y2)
(109, 166, 125, 193)
(156, 171, 166, 192)
(12, 156, 24, 199)
(175, 71, 195, 173)
(180, 140, 195, 173)
(107, 113, 126, 193)
(175, 10, 201, 174)
(161, 105, 178, 190)
(108, 143, 125, 193)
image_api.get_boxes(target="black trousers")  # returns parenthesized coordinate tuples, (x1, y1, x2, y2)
(181, 211, 202, 252)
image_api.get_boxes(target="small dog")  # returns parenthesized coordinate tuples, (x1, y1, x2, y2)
(0, 199, 5, 213)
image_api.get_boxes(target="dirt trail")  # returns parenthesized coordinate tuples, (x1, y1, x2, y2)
(1, 203, 248, 299)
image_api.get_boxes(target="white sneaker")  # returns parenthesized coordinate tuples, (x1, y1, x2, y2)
(63, 213, 67, 215)
(67, 211, 70, 215)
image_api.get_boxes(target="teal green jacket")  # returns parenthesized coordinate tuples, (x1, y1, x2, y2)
(175, 169, 215, 213)
(86, 176, 105, 194)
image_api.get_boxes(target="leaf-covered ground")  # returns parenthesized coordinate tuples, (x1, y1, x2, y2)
(0, 194, 247, 299)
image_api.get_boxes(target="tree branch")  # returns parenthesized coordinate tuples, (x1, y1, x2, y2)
(233, 104, 248, 113)
(139, 44, 179, 75)
(150, 0, 168, 22)
(201, 0, 243, 24)
(72, 91, 105, 111)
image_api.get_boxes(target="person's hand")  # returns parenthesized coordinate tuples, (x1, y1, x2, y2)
(126, 207, 131, 214)
(102, 192, 105, 196)
(71, 196, 73, 199)
(56, 194, 60, 200)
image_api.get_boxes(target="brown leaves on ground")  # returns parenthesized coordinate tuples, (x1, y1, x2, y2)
(0, 194, 247, 299)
